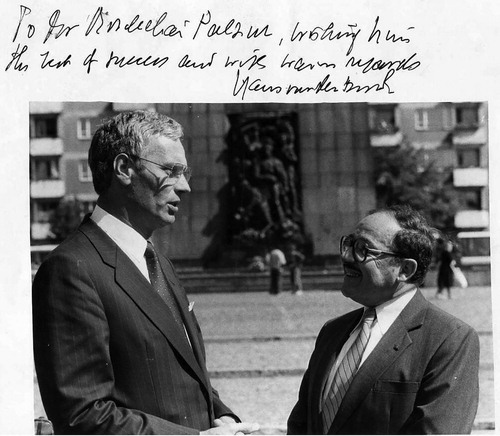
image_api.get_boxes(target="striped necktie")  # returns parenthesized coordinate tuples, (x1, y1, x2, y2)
(144, 241, 184, 330)
(321, 307, 377, 433)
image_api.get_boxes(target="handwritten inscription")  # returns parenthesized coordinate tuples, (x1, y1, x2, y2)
(193, 11, 273, 40)
(290, 22, 360, 56)
(40, 51, 72, 69)
(5, 5, 422, 99)
(85, 8, 184, 38)
(106, 51, 169, 69)
(44, 10, 79, 43)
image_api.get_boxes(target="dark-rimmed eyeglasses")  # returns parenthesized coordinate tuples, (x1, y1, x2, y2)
(340, 235, 403, 263)
(129, 155, 192, 184)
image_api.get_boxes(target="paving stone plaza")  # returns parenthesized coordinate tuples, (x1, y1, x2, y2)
(34, 286, 495, 434)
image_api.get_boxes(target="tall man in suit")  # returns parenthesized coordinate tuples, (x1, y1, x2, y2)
(287, 205, 480, 434)
(33, 110, 259, 435)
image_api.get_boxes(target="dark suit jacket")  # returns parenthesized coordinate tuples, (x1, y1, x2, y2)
(287, 290, 480, 434)
(33, 217, 236, 434)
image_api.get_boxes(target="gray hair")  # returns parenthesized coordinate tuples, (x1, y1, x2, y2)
(88, 110, 183, 195)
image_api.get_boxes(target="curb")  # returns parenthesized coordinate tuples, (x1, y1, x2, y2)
(209, 363, 493, 378)
(209, 368, 306, 378)
(205, 330, 492, 343)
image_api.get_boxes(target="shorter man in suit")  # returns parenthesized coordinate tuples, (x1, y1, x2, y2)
(33, 110, 259, 434)
(287, 205, 480, 434)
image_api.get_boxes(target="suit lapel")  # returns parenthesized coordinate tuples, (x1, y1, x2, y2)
(328, 291, 428, 434)
(79, 218, 210, 396)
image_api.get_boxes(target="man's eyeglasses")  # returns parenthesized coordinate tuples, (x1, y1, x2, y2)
(340, 235, 403, 263)
(130, 155, 192, 184)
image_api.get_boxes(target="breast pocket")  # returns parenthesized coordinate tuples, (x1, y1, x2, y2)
(373, 380, 420, 394)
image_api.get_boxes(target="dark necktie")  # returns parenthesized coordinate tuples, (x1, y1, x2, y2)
(144, 241, 184, 330)
(321, 307, 377, 433)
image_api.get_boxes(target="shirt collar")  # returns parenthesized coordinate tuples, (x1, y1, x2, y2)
(90, 205, 148, 263)
(371, 288, 417, 334)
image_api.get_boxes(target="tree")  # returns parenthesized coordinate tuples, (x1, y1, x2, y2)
(374, 144, 460, 231)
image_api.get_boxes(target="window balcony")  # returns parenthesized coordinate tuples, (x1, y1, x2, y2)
(30, 180, 65, 199)
(453, 168, 488, 187)
(30, 138, 63, 156)
(452, 126, 487, 146)
(454, 210, 489, 229)
(30, 102, 64, 114)
(369, 131, 403, 148)
(31, 223, 53, 240)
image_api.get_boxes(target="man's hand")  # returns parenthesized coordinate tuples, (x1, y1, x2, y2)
(200, 418, 260, 435)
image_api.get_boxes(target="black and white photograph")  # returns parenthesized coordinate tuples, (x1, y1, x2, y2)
(29, 102, 492, 434)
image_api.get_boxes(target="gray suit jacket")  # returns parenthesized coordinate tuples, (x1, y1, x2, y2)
(287, 290, 480, 434)
(33, 217, 235, 434)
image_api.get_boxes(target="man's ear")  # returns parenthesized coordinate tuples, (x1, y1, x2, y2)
(398, 258, 418, 282)
(114, 153, 133, 186)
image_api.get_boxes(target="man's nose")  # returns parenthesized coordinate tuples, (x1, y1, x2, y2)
(175, 174, 191, 194)
(340, 246, 354, 263)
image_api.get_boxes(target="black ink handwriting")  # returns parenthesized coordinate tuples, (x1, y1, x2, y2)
(85, 7, 183, 38)
(232, 69, 282, 100)
(83, 48, 98, 74)
(106, 51, 169, 68)
(346, 52, 420, 73)
(5, 43, 29, 71)
(286, 74, 338, 95)
(290, 22, 360, 56)
(343, 69, 395, 93)
(281, 54, 315, 71)
(178, 52, 216, 69)
(43, 10, 79, 44)
(224, 49, 267, 70)
(13, 5, 35, 42)
(281, 54, 337, 71)
(193, 10, 272, 40)
(40, 51, 71, 68)
(368, 16, 413, 44)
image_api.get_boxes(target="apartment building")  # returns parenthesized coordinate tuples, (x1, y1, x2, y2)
(30, 102, 101, 242)
(368, 102, 489, 231)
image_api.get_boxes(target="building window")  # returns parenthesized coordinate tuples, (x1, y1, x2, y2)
(77, 118, 92, 140)
(414, 109, 429, 130)
(455, 106, 479, 128)
(369, 106, 397, 133)
(32, 157, 60, 181)
(78, 160, 92, 182)
(32, 115, 58, 138)
(459, 188, 482, 210)
(457, 148, 480, 168)
(32, 200, 59, 223)
(442, 106, 454, 130)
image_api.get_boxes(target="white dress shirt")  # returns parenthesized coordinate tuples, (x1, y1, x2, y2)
(90, 205, 150, 282)
(322, 288, 417, 403)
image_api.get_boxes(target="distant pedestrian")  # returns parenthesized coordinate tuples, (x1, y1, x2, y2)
(288, 244, 305, 295)
(267, 248, 286, 295)
(436, 240, 454, 299)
